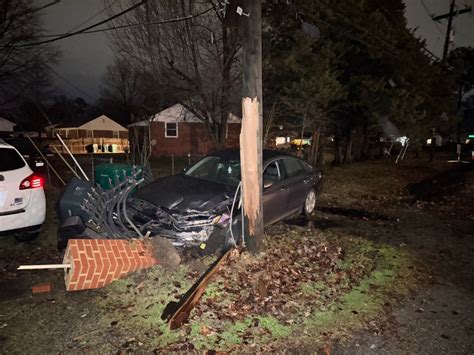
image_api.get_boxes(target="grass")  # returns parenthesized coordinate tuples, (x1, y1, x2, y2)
(301, 237, 415, 343)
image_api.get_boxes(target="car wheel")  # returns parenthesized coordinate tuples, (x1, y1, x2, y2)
(15, 230, 40, 242)
(303, 188, 316, 216)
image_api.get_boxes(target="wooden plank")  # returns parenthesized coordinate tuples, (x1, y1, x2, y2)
(161, 249, 232, 330)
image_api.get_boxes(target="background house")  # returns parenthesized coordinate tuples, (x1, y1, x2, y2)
(46, 115, 129, 154)
(0, 117, 16, 137)
(150, 104, 241, 156)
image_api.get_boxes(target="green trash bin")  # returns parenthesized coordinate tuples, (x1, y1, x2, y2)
(94, 163, 138, 189)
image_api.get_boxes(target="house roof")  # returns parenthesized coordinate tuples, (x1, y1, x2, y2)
(152, 104, 241, 124)
(0, 117, 16, 132)
(53, 115, 128, 131)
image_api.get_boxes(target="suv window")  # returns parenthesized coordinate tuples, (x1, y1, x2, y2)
(0, 147, 26, 172)
(281, 158, 306, 178)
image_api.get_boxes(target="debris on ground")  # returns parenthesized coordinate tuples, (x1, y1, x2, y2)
(18, 239, 158, 292)
(63, 239, 157, 291)
(57, 168, 237, 255)
(146, 237, 181, 269)
(162, 248, 233, 329)
(31, 283, 52, 294)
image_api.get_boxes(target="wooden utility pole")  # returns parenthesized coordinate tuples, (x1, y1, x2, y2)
(239, 0, 264, 254)
(433, 0, 472, 61)
(442, 0, 456, 61)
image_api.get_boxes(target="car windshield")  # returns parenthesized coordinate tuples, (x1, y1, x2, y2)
(185, 156, 241, 187)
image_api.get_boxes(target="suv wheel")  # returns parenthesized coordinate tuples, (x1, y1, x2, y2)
(303, 188, 316, 216)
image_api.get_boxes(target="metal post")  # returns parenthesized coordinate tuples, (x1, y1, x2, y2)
(56, 133, 89, 181)
(46, 162, 51, 187)
(26, 136, 66, 186)
(91, 154, 95, 185)
(52, 146, 81, 180)
(171, 154, 175, 175)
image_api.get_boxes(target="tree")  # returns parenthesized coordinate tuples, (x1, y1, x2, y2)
(0, 0, 59, 107)
(47, 96, 89, 124)
(263, 2, 345, 166)
(264, 0, 458, 164)
(449, 47, 474, 100)
(105, 0, 241, 149)
(100, 57, 147, 122)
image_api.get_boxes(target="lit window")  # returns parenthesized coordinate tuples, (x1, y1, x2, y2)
(165, 122, 178, 138)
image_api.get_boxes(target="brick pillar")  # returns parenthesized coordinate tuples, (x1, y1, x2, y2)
(63, 239, 157, 291)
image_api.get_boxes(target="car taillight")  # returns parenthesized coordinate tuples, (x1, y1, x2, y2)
(19, 174, 44, 190)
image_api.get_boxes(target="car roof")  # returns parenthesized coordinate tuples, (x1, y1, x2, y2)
(0, 139, 15, 149)
(208, 149, 294, 162)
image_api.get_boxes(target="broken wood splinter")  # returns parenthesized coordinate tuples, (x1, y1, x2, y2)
(161, 248, 232, 330)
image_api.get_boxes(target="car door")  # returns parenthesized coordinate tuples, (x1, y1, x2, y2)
(262, 159, 289, 225)
(280, 157, 312, 212)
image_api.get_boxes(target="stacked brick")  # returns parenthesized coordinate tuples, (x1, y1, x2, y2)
(63, 239, 157, 291)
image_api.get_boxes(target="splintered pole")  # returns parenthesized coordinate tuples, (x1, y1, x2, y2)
(240, 0, 263, 254)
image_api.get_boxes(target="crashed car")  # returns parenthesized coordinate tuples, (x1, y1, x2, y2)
(57, 149, 322, 254)
(127, 149, 322, 253)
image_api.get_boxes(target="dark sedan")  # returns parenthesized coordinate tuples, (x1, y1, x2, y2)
(132, 149, 322, 253)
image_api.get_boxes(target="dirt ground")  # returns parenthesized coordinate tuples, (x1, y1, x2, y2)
(0, 155, 473, 353)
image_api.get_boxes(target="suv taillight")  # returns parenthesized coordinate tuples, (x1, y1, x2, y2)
(19, 174, 44, 190)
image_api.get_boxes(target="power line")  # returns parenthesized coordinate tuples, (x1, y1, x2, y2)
(290, 3, 440, 61)
(332, 3, 442, 61)
(420, 0, 446, 36)
(65, 0, 121, 34)
(3, 0, 147, 48)
(327, 4, 437, 60)
(30, 6, 214, 39)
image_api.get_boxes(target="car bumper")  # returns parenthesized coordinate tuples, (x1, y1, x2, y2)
(0, 189, 46, 233)
(0, 224, 43, 237)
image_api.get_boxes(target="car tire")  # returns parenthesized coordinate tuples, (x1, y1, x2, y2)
(303, 188, 317, 216)
(15, 230, 40, 242)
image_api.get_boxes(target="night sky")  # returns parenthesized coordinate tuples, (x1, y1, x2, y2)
(37, 0, 474, 102)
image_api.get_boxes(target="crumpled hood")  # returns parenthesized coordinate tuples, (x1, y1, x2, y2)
(133, 174, 234, 212)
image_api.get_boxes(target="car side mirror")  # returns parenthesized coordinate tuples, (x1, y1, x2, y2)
(263, 179, 273, 189)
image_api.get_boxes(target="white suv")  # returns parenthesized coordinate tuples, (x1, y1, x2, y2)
(0, 140, 46, 241)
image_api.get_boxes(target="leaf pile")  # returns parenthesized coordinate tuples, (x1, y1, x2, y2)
(192, 229, 367, 325)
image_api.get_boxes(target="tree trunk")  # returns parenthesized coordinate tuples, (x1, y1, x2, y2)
(316, 129, 325, 168)
(353, 128, 362, 162)
(263, 95, 279, 147)
(343, 129, 354, 164)
(333, 128, 342, 165)
(308, 127, 320, 166)
(361, 125, 369, 160)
